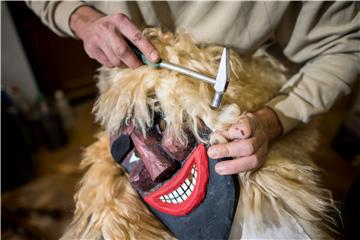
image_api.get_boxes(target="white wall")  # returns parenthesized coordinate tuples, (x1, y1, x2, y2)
(1, 2, 39, 102)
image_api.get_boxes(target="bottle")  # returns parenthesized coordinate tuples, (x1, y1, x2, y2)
(7, 85, 30, 115)
(54, 90, 74, 130)
(37, 93, 68, 149)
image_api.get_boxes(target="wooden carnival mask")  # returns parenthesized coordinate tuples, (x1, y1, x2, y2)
(110, 113, 239, 239)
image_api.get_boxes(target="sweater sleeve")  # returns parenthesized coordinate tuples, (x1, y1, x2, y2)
(265, 1, 360, 134)
(25, 1, 87, 37)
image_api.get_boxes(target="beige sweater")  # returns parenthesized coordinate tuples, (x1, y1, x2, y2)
(27, 1, 359, 134)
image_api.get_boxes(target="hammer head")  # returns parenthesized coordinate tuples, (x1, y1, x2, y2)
(211, 48, 230, 109)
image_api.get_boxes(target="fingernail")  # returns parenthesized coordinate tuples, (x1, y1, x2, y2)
(207, 148, 218, 158)
(215, 164, 225, 175)
(150, 51, 159, 62)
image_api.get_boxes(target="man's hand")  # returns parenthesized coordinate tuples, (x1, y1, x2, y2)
(208, 107, 282, 175)
(70, 5, 159, 68)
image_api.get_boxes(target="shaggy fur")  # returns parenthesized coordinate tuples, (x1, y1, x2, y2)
(62, 28, 337, 239)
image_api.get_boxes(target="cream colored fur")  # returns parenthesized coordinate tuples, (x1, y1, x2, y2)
(62, 28, 337, 239)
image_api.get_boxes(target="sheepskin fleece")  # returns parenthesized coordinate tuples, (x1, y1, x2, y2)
(61, 28, 337, 239)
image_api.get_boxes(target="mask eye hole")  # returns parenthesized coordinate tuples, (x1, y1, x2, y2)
(134, 149, 140, 158)
(159, 119, 166, 132)
(156, 119, 167, 135)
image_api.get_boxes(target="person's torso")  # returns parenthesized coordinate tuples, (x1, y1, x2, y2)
(87, 1, 290, 54)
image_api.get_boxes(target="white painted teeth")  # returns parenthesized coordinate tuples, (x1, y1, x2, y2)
(159, 165, 197, 204)
(189, 183, 195, 192)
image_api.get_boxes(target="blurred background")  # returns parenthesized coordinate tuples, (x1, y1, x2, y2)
(1, 1, 359, 239)
(2, 1, 101, 239)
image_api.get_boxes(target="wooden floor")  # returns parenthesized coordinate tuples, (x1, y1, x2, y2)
(2, 100, 101, 239)
(2, 96, 359, 239)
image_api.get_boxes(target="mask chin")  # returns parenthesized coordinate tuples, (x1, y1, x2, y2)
(149, 154, 239, 240)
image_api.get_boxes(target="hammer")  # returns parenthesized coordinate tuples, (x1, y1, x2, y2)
(133, 47, 230, 108)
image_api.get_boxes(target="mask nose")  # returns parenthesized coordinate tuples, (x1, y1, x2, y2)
(131, 131, 178, 183)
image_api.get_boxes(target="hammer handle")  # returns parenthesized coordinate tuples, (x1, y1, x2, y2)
(159, 62, 216, 85)
(128, 40, 216, 84)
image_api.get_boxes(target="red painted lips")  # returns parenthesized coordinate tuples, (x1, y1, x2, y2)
(144, 144, 209, 216)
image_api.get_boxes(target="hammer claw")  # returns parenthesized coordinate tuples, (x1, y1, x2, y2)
(211, 48, 230, 108)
